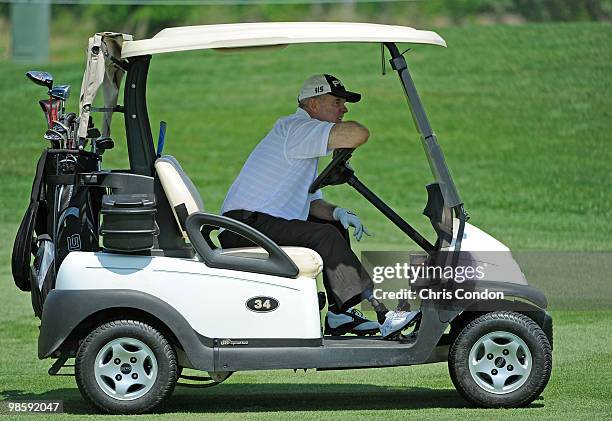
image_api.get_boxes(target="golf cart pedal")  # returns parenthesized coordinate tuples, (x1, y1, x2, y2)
(383, 331, 407, 341)
(48, 358, 75, 376)
(398, 332, 418, 344)
(411, 312, 423, 330)
(383, 313, 422, 341)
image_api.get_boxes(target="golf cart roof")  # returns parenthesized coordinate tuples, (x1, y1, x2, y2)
(121, 22, 446, 58)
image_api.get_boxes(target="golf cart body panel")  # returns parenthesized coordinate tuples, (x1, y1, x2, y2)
(55, 252, 322, 340)
(447, 220, 529, 286)
(121, 22, 446, 58)
(38, 288, 214, 369)
(38, 288, 452, 372)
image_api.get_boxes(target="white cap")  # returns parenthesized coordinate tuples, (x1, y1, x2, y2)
(298, 74, 361, 103)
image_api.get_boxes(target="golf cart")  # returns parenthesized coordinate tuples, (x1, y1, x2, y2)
(15, 23, 552, 414)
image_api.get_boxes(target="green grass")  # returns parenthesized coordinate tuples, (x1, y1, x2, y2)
(1, 22, 611, 419)
(1, 308, 610, 419)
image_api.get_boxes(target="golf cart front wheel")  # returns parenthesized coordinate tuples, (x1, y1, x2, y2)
(448, 311, 552, 408)
(75, 320, 178, 414)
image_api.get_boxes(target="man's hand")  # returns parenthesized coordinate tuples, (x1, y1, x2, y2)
(332, 207, 371, 241)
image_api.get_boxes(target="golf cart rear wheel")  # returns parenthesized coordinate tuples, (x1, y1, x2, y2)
(75, 320, 178, 414)
(448, 311, 552, 408)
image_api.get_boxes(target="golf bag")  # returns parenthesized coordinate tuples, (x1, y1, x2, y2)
(12, 149, 103, 317)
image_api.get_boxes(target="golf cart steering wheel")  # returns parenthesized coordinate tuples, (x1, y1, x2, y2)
(309, 148, 355, 193)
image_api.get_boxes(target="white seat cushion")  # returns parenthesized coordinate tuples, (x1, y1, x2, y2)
(219, 246, 323, 279)
(155, 156, 204, 239)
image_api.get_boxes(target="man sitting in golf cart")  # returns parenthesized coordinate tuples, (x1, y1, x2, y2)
(219, 74, 419, 338)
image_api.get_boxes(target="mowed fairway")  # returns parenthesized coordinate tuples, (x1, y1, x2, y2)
(1, 23, 611, 419)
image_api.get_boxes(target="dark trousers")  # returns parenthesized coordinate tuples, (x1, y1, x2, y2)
(219, 210, 373, 311)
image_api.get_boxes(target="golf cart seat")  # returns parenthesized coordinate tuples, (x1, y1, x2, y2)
(154, 155, 323, 278)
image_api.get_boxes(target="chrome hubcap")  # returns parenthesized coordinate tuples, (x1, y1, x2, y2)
(468, 331, 532, 394)
(94, 337, 158, 400)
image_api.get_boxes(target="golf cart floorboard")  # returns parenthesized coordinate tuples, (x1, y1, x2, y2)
(215, 335, 449, 372)
(322, 335, 416, 347)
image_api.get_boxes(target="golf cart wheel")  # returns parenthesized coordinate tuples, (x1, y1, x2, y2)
(75, 320, 178, 414)
(448, 311, 552, 408)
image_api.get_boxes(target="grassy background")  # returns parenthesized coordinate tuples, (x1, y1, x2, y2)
(1, 22, 611, 419)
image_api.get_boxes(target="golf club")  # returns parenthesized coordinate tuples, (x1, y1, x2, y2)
(27, 71, 57, 129)
(43, 129, 63, 149)
(52, 121, 70, 148)
(26, 71, 53, 90)
(50, 85, 71, 115)
(62, 113, 77, 149)
(38, 99, 61, 129)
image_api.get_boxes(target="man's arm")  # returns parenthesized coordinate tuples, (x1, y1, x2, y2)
(309, 199, 336, 221)
(328, 121, 370, 149)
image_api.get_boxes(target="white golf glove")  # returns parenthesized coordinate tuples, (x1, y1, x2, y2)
(332, 207, 371, 241)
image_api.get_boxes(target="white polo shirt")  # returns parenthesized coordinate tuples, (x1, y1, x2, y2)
(221, 108, 333, 221)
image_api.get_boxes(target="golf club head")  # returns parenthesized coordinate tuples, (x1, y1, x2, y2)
(52, 121, 69, 134)
(63, 112, 77, 126)
(26, 71, 54, 91)
(44, 129, 63, 148)
(50, 85, 71, 101)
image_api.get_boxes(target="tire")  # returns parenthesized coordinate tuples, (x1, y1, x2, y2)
(448, 311, 552, 408)
(75, 320, 178, 414)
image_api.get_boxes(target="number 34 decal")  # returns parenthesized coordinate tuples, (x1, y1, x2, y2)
(246, 296, 279, 313)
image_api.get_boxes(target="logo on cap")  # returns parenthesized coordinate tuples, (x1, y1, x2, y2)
(298, 74, 361, 103)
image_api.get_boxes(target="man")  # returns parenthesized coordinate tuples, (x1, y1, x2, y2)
(219, 74, 419, 338)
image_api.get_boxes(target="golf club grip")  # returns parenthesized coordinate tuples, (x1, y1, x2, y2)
(157, 121, 167, 156)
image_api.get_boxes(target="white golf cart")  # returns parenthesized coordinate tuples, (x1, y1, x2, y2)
(32, 23, 552, 414)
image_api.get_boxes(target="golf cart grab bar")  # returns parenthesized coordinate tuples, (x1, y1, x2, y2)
(185, 212, 299, 278)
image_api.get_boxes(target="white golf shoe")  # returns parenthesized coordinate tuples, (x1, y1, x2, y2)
(324, 308, 380, 336)
(380, 310, 420, 339)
